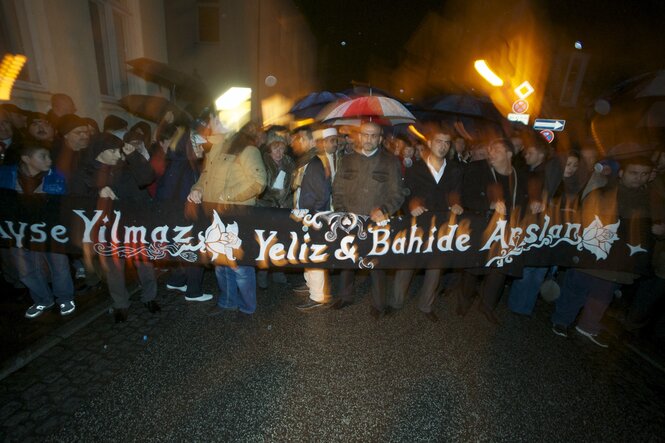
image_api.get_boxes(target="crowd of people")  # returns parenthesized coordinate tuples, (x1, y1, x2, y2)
(0, 92, 663, 349)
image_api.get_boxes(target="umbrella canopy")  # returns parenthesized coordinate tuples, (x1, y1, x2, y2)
(410, 94, 508, 140)
(418, 94, 503, 121)
(127, 58, 210, 103)
(120, 95, 192, 124)
(318, 96, 416, 125)
(290, 91, 348, 119)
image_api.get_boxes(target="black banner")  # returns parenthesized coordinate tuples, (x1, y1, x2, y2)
(0, 192, 652, 274)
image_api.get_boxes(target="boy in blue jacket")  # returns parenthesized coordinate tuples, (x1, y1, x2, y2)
(0, 144, 75, 318)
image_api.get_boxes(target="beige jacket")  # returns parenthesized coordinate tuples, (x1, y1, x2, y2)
(192, 137, 267, 206)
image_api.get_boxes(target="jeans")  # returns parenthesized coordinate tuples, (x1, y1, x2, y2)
(11, 248, 73, 305)
(551, 269, 618, 334)
(508, 267, 549, 315)
(215, 265, 256, 314)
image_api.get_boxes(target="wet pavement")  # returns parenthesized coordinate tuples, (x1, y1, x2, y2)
(0, 271, 663, 441)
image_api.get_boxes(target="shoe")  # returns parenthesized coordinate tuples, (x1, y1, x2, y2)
(257, 271, 269, 289)
(575, 326, 609, 348)
(59, 300, 76, 316)
(423, 311, 439, 323)
(75, 281, 103, 295)
(369, 306, 384, 320)
(272, 272, 288, 284)
(330, 299, 353, 310)
(185, 293, 214, 302)
(75, 267, 86, 280)
(477, 303, 500, 325)
(25, 303, 55, 319)
(292, 283, 310, 294)
(114, 308, 128, 323)
(144, 300, 161, 313)
(384, 306, 396, 317)
(552, 323, 568, 338)
(297, 299, 325, 311)
(166, 284, 187, 293)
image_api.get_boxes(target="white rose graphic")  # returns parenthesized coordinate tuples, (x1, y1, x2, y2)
(203, 211, 242, 261)
(581, 216, 620, 260)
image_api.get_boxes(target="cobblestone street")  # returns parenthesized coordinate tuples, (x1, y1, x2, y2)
(1, 272, 663, 441)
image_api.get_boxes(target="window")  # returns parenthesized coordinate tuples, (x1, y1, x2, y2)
(198, 1, 220, 43)
(89, 0, 129, 98)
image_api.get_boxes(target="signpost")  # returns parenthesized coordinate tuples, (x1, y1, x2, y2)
(539, 130, 555, 143)
(512, 99, 529, 114)
(533, 119, 566, 131)
(508, 113, 529, 125)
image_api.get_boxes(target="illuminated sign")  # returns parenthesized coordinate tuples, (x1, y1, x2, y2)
(514, 81, 534, 100)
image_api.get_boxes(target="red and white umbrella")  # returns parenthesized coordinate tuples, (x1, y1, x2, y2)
(317, 96, 416, 125)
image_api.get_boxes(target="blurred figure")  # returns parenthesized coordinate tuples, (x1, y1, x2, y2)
(452, 136, 470, 164)
(290, 126, 332, 310)
(47, 93, 76, 127)
(1, 103, 28, 131)
(256, 133, 295, 289)
(0, 107, 22, 165)
(0, 144, 74, 318)
(157, 123, 212, 302)
(459, 138, 529, 324)
(188, 121, 267, 317)
(26, 112, 55, 147)
(51, 114, 91, 183)
(552, 156, 656, 347)
(83, 133, 158, 323)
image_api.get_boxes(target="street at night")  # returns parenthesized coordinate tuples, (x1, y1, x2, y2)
(2, 0, 665, 441)
(1, 273, 663, 440)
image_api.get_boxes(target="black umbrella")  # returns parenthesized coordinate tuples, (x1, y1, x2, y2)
(289, 91, 348, 119)
(411, 94, 508, 139)
(126, 58, 210, 103)
(120, 95, 192, 124)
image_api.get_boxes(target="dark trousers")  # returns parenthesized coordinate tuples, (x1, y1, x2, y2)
(461, 269, 506, 310)
(339, 269, 386, 311)
(167, 264, 205, 297)
(392, 268, 440, 313)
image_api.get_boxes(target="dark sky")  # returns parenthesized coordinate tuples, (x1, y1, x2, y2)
(293, 0, 665, 95)
(293, 0, 443, 90)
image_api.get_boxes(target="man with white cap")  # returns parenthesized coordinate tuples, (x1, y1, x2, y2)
(291, 126, 333, 310)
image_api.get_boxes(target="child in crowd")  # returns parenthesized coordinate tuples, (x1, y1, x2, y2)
(0, 144, 75, 318)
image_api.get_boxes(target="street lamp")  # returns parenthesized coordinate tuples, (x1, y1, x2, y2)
(474, 59, 504, 87)
(215, 87, 252, 132)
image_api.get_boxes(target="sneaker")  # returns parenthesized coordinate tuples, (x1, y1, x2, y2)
(25, 303, 55, 318)
(552, 323, 568, 338)
(575, 326, 609, 348)
(185, 293, 214, 302)
(75, 267, 86, 280)
(166, 284, 187, 293)
(257, 271, 269, 290)
(297, 298, 325, 311)
(292, 283, 309, 294)
(60, 300, 76, 316)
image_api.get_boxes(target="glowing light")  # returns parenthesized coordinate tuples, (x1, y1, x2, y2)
(474, 60, 503, 87)
(408, 124, 426, 141)
(0, 54, 27, 100)
(574, 41, 583, 50)
(215, 87, 252, 110)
